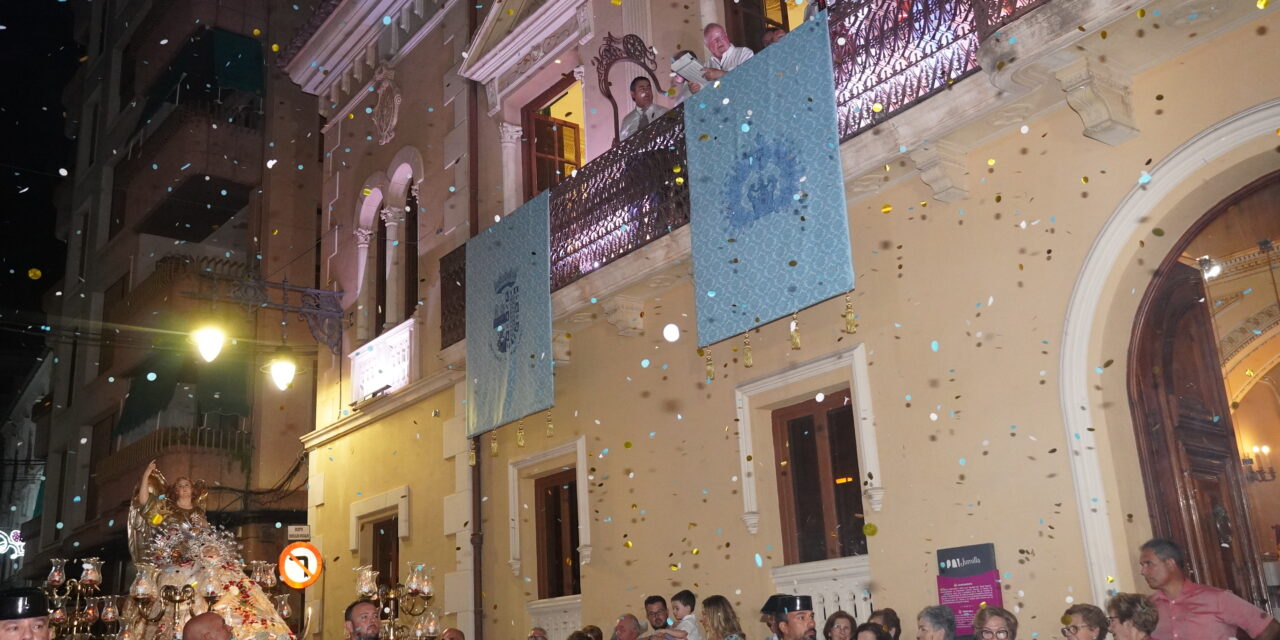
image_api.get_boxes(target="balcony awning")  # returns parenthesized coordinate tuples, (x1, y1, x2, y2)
(195, 348, 252, 418)
(115, 348, 185, 436)
(115, 344, 251, 435)
(135, 27, 265, 133)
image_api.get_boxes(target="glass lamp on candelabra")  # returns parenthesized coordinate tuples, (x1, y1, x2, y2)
(43, 557, 123, 640)
(353, 564, 439, 640)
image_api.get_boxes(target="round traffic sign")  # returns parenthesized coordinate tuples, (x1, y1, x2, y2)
(277, 541, 323, 589)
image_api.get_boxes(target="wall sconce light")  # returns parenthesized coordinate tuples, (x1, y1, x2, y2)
(1244, 445, 1276, 482)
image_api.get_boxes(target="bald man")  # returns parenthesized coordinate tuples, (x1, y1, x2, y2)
(181, 612, 232, 640)
(441, 628, 465, 640)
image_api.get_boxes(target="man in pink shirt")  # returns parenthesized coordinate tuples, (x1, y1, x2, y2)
(1140, 537, 1278, 640)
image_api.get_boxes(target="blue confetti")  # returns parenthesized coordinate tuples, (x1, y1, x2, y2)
(930, 340, 939, 352)
(754, 553, 763, 567)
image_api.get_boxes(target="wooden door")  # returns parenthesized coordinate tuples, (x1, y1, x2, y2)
(1129, 260, 1266, 606)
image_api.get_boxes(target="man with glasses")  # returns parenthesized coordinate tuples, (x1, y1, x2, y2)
(528, 627, 550, 640)
(971, 606, 1018, 640)
(1140, 537, 1279, 640)
(1058, 603, 1106, 640)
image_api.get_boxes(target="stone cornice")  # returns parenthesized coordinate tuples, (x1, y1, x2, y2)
(301, 367, 465, 451)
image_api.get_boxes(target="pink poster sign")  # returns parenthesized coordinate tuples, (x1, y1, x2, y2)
(936, 543, 1002, 638)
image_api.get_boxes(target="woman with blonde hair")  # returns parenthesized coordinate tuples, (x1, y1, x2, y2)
(699, 595, 747, 640)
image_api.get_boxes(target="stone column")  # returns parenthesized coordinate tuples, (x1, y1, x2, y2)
(352, 227, 373, 342)
(499, 122, 524, 215)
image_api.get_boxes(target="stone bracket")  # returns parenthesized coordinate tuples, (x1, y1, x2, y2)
(909, 140, 969, 202)
(1054, 56, 1139, 146)
(553, 332, 572, 365)
(601, 295, 644, 336)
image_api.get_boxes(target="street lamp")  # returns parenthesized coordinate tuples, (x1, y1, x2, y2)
(191, 326, 227, 362)
(267, 346, 297, 390)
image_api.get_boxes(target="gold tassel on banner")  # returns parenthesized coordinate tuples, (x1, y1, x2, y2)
(545, 410, 554, 438)
(842, 292, 858, 334)
(742, 333, 754, 368)
(517, 420, 526, 447)
(704, 348, 715, 380)
(789, 312, 802, 350)
(467, 439, 477, 467)
(490, 432, 499, 457)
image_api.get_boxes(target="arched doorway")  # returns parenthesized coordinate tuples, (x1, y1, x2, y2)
(1128, 170, 1280, 608)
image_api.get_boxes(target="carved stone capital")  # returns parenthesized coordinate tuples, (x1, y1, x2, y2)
(577, 544, 592, 565)
(379, 205, 401, 226)
(553, 332, 571, 365)
(353, 227, 373, 247)
(499, 122, 523, 145)
(572, 65, 585, 84)
(508, 559, 521, 576)
(1054, 57, 1139, 146)
(741, 511, 760, 535)
(909, 140, 969, 203)
(601, 295, 644, 337)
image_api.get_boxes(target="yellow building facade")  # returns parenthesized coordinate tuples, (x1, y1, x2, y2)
(284, 1, 1280, 639)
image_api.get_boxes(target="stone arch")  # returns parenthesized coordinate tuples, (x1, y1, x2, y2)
(384, 146, 426, 210)
(1059, 98, 1280, 603)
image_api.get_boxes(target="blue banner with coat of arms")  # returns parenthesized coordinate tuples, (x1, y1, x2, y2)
(466, 192, 554, 436)
(683, 11, 854, 347)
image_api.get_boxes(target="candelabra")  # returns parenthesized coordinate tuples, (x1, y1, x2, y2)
(354, 563, 441, 639)
(44, 557, 123, 640)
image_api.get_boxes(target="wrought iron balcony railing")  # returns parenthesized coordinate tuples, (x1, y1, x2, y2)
(549, 104, 690, 291)
(435, 0, 1053, 348)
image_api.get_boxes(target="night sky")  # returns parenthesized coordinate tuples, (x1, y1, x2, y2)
(0, 1, 79, 412)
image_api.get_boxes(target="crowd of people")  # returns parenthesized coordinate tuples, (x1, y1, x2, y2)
(0, 538, 1276, 640)
(522, 538, 1279, 640)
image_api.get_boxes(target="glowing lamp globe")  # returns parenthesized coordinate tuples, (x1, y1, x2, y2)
(192, 327, 226, 362)
(268, 347, 297, 390)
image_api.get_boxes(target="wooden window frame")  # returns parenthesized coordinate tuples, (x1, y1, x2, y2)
(521, 75, 581, 200)
(369, 514, 400, 588)
(723, 0, 790, 52)
(771, 389, 864, 565)
(403, 181, 419, 323)
(534, 467, 581, 599)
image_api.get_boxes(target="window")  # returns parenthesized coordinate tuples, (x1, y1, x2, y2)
(535, 468, 581, 599)
(771, 390, 867, 564)
(369, 515, 400, 588)
(723, 0, 806, 50)
(77, 213, 92, 279)
(522, 78, 585, 198)
(109, 184, 127, 238)
(86, 412, 117, 518)
(85, 104, 101, 167)
(98, 274, 129, 376)
(374, 213, 388, 335)
(65, 332, 79, 408)
(402, 182, 419, 322)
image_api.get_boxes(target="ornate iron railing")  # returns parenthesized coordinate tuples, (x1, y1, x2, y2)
(828, 0, 982, 141)
(973, 0, 1054, 41)
(93, 426, 252, 483)
(440, 243, 467, 348)
(549, 104, 690, 291)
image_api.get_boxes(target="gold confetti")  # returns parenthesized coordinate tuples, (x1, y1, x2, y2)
(252, 28, 262, 36)
(27, 268, 42, 280)
(1081, 176, 1089, 184)
(271, 43, 280, 52)
(1137, 8, 1146, 17)
(362, 188, 373, 196)
(871, 102, 883, 112)
(987, 158, 997, 166)
(1100, 30, 1108, 39)
(881, 204, 892, 214)
(624, 540, 633, 548)
(1259, 0, 1269, 8)
(611, 0, 622, 4)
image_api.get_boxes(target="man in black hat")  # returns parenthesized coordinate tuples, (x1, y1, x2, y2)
(760, 594, 789, 640)
(0, 587, 50, 640)
(775, 595, 816, 640)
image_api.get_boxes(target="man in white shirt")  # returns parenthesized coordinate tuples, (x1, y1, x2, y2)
(619, 77, 669, 141)
(702, 23, 754, 81)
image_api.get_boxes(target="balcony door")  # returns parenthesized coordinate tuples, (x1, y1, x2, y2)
(522, 76, 585, 199)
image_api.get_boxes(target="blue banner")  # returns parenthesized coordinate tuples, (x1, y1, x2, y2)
(466, 192, 554, 436)
(684, 12, 854, 347)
